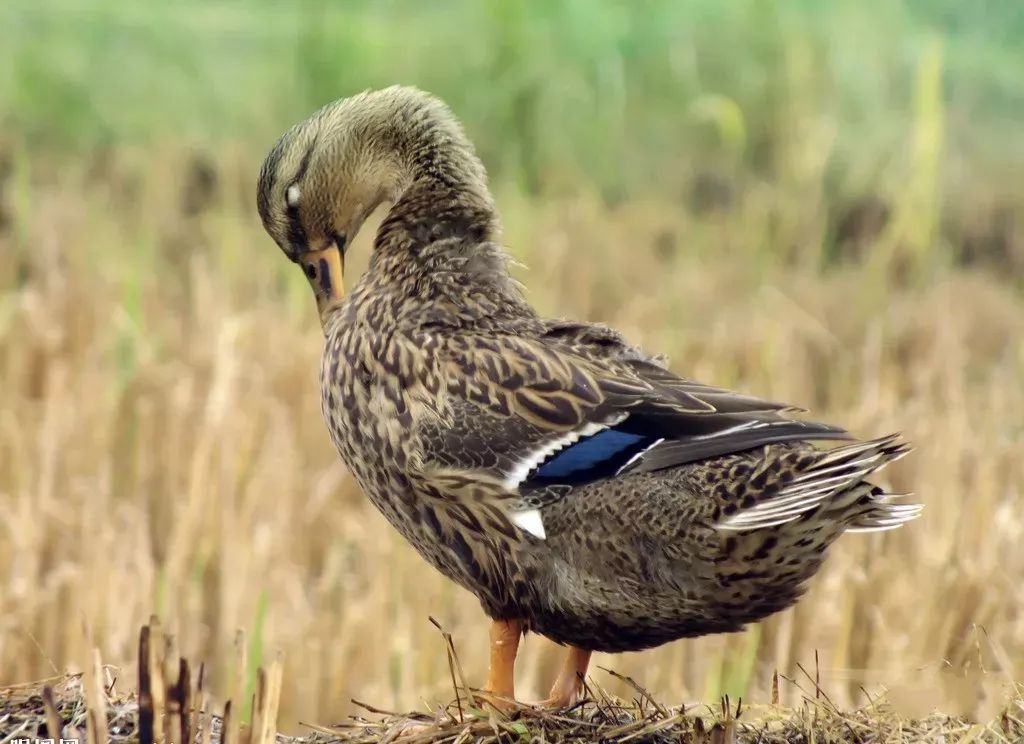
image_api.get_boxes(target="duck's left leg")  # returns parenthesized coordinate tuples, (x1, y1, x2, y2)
(540, 646, 592, 708)
(481, 618, 522, 710)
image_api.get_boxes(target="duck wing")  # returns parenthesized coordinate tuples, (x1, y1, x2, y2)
(409, 320, 850, 496)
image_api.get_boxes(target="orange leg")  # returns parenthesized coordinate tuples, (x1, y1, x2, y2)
(540, 646, 592, 708)
(481, 619, 522, 710)
(394, 619, 524, 737)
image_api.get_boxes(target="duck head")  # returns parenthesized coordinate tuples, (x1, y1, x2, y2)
(256, 86, 491, 323)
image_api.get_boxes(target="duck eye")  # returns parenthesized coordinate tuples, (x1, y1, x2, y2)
(303, 262, 317, 280)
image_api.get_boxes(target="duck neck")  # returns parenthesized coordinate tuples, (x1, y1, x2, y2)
(369, 151, 512, 301)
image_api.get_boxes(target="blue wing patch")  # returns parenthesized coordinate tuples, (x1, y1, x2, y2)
(526, 426, 659, 487)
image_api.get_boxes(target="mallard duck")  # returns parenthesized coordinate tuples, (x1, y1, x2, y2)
(256, 86, 920, 708)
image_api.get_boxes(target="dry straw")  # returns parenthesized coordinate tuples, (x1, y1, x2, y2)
(0, 620, 1021, 743)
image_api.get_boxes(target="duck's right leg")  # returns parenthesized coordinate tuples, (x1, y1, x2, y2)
(540, 646, 591, 708)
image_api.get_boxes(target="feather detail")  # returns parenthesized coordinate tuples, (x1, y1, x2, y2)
(430, 330, 812, 434)
(625, 417, 850, 474)
(616, 436, 665, 474)
(412, 466, 546, 541)
(500, 420, 614, 490)
(716, 434, 916, 532)
(510, 508, 546, 539)
(525, 426, 660, 486)
(845, 501, 923, 532)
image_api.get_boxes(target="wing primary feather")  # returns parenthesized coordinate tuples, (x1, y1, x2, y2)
(626, 420, 851, 474)
(616, 437, 665, 475)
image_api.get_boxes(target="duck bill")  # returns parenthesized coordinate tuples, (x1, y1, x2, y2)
(301, 246, 345, 323)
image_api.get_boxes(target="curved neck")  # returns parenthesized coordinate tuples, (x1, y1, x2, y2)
(368, 172, 511, 303)
(367, 135, 507, 294)
(381, 106, 501, 245)
(378, 173, 499, 250)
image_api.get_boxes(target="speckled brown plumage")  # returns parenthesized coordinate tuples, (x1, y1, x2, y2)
(256, 86, 920, 706)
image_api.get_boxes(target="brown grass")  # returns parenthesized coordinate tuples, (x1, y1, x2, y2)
(1, 146, 1023, 736)
(7, 675, 1024, 743)
(2, 622, 1022, 743)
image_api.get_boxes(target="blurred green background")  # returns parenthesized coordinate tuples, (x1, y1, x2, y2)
(3, 0, 1023, 277)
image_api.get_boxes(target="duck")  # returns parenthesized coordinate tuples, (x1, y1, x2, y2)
(256, 86, 920, 709)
